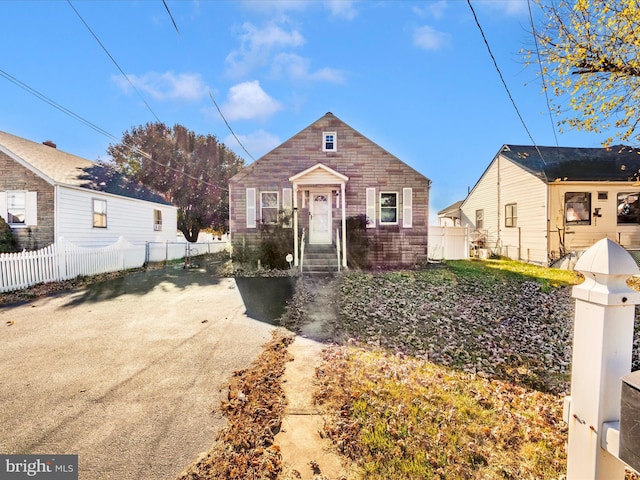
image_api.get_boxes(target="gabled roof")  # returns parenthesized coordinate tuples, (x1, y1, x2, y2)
(501, 144, 640, 183)
(438, 200, 463, 217)
(229, 112, 430, 185)
(0, 130, 171, 205)
(289, 162, 349, 183)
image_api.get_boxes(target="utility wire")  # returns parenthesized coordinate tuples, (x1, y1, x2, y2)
(0, 67, 222, 188)
(162, 0, 180, 36)
(467, 0, 547, 169)
(208, 91, 256, 162)
(67, 0, 162, 123)
(157, 1, 256, 162)
(527, 0, 559, 146)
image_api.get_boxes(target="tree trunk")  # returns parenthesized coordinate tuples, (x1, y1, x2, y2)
(180, 226, 200, 243)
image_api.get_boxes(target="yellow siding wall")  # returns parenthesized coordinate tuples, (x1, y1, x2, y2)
(548, 182, 640, 255)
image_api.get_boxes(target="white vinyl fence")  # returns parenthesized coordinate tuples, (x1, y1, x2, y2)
(0, 236, 229, 293)
(428, 226, 470, 261)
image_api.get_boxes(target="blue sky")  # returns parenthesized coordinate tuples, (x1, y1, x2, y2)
(0, 0, 609, 221)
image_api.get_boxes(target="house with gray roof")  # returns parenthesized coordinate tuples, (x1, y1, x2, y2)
(460, 144, 640, 265)
(0, 130, 177, 250)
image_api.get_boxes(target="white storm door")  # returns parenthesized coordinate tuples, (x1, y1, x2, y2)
(309, 192, 332, 244)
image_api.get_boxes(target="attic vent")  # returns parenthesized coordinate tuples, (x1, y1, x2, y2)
(42, 140, 57, 149)
(517, 152, 530, 159)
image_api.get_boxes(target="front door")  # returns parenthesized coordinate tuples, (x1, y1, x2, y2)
(310, 193, 332, 244)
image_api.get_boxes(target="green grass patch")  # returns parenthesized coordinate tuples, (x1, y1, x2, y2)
(316, 348, 567, 480)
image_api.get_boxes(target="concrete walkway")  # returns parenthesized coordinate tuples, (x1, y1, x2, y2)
(275, 275, 350, 480)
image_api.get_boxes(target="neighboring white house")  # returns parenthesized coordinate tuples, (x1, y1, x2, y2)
(461, 144, 640, 265)
(438, 200, 463, 226)
(0, 130, 177, 250)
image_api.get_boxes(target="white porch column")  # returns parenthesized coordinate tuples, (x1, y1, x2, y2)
(566, 238, 640, 479)
(293, 183, 299, 267)
(341, 182, 347, 267)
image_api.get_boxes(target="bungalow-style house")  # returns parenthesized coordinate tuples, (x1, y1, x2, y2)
(228, 112, 431, 269)
(460, 144, 640, 265)
(0, 130, 177, 250)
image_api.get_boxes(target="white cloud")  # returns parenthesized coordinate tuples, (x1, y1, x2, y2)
(224, 129, 281, 160)
(413, 1, 448, 19)
(112, 71, 206, 101)
(413, 25, 451, 51)
(221, 80, 282, 121)
(478, 0, 527, 16)
(226, 22, 305, 77)
(272, 53, 345, 83)
(325, 0, 358, 20)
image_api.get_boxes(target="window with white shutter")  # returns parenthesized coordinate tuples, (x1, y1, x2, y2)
(366, 187, 376, 228)
(402, 188, 413, 228)
(246, 188, 256, 228)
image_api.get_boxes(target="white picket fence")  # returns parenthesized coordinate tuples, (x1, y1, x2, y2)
(0, 236, 229, 293)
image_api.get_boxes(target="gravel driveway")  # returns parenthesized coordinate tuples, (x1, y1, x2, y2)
(0, 265, 278, 479)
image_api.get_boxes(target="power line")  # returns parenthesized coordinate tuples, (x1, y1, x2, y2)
(466, 0, 547, 169)
(67, 0, 162, 123)
(527, 0, 559, 146)
(157, 2, 256, 162)
(162, 0, 180, 36)
(208, 91, 256, 162)
(0, 67, 223, 188)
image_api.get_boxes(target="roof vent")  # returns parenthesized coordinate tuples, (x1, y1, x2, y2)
(42, 140, 57, 149)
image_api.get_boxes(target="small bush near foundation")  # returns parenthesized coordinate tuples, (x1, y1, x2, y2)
(0, 217, 18, 253)
(346, 214, 371, 269)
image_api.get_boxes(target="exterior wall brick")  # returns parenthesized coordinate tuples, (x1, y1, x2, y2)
(229, 113, 431, 267)
(0, 151, 55, 250)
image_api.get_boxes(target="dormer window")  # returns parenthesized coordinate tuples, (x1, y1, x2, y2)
(323, 132, 336, 152)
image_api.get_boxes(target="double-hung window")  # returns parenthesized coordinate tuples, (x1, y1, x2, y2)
(565, 192, 591, 225)
(7, 191, 26, 225)
(261, 191, 279, 224)
(505, 203, 517, 227)
(379, 192, 398, 224)
(475, 209, 484, 230)
(154, 209, 163, 231)
(323, 132, 336, 152)
(93, 199, 107, 228)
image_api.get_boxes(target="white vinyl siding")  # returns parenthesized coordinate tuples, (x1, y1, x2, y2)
(461, 156, 548, 264)
(56, 186, 177, 247)
(246, 188, 256, 228)
(403, 188, 413, 228)
(366, 187, 376, 228)
(499, 159, 547, 263)
(282, 188, 292, 228)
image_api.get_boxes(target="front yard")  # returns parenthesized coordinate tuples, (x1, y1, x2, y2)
(306, 260, 640, 479)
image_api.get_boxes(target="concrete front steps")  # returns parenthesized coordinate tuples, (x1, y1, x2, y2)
(302, 244, 341, 274)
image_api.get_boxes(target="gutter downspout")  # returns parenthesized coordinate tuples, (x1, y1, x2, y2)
(341, 182, 347, 267)
(293, 183, 299, 267)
